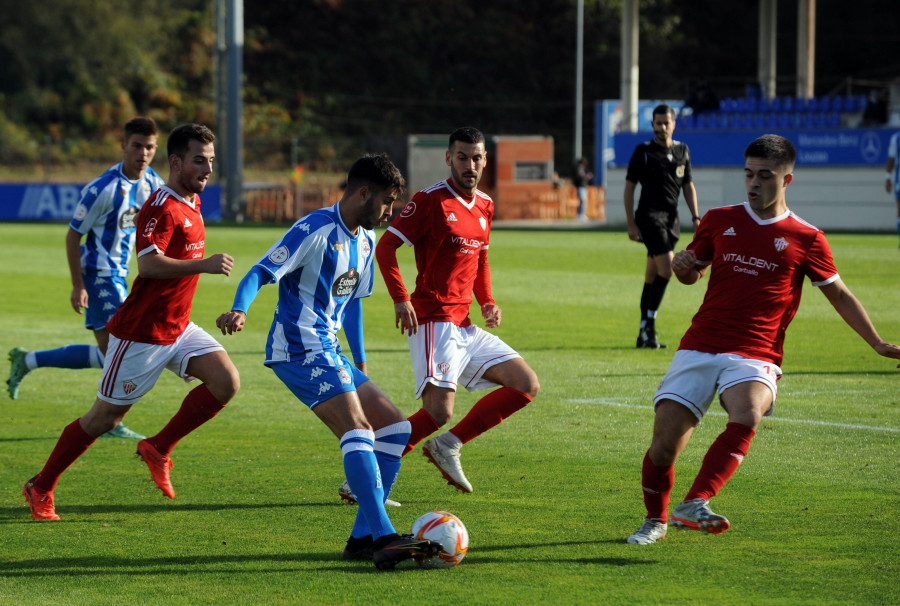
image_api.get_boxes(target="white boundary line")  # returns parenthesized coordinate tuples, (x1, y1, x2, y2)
(568, 398, 900, 433)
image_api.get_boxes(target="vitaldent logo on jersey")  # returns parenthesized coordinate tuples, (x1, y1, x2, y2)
(452, 235, 482, 254)
(332, 268, 359, 299)
(722, 252, 779, 276)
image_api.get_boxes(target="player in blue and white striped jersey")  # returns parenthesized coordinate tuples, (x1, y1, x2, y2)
(8, 118, 163, 439)
(885, 130, 900, 246)
(216, 154, 441, 569)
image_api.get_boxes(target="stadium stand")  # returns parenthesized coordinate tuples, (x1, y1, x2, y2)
(678, 94, 868, 131)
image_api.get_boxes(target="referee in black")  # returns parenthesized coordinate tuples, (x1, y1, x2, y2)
(624, 104, 700, 349)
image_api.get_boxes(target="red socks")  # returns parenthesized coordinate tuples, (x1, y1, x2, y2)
(641, 451, 675, 522)
(34, 419, 97, 492)
(684, 422, 756, 502)
(148, 384, 226, 455)
(450, 387, 532, 445)
(402, 408, 441, 456)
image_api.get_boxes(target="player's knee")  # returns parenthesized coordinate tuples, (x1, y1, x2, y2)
(511, 369, 540, 399)
(211, 368, 240, 403)
(648, 441, 679, 467)
(430, 408, 453, 426)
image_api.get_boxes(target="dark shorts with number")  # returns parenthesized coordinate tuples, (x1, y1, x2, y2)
(636, 209, 679, 256)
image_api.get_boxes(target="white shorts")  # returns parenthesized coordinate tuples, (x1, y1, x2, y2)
(98, 322, 224, 405)
(409, 322, 520, 399)
(653, 350, 782, 421)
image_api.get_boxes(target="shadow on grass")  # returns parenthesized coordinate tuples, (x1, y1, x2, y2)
(0, 540, 657, 577)
(0, 500, 353, 524)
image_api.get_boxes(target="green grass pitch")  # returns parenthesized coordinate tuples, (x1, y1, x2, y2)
(0, 223, 898, 604)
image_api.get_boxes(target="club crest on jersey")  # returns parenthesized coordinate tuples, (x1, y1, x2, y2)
(773, 237, 789, 252)
(400, 201, 417, 217)
(122, 380, 137, 395)
(676, 165, 685, 178)
(143, 217, 157, 237)
(119, 207, 138, 230)
(361, 238, 371, 256)
(334, 242, 343, 251)
(338, 367, 352, 384)
(332, 267, 359, 299)
(479, 216, 487, 230)
(74, 203, 88, 221)
(269, 245, 289, 265)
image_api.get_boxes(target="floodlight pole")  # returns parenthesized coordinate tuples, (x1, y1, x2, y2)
(574, 0, 584, 162)
(216, 0, 244, 220)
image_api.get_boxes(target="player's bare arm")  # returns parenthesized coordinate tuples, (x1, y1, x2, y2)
(65, 228, 88, 313)
(671, 249, 705, 284)
(481, 303, 501, 329)
(684, 182, 701, 225)
(138, 251, 234, 278)
(394, 300, 418, 336)
(820, 279, 900, 366)
(624, 180, 642, 242)
(216, 310, 246, 335)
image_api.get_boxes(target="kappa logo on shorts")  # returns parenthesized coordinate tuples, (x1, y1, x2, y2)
(338, 367, 352, 384)
(122, 380, 137, 395)
(98, 288, 112, 299)
(318, 381, 334, 395)
(103, 302, 116, 311)
(303, 352, 318, 365)
(310, 367, 324, 379)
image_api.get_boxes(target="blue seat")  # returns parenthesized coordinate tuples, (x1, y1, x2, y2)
(826, 112, 840, 127)
(807, 97, 819, 111)
(803, 112, 815, 127)
(746, 97, 759, 112)
(818, 96, 831, 111)
(769, 97, 781, 112)
(753, 113, 766, 128)
(696, 114, 709, 129)
(814, 112, 827, 127)
(777, 113, 791, 128)
(831, 96, 843, 112)
(782, 96, 795, 112)
(842, 95, 857, 112)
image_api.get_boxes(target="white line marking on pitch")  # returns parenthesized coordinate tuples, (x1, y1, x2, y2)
(568, 398, 900, 433)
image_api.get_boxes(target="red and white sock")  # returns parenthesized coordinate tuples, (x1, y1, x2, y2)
(684, 422, 755, 502)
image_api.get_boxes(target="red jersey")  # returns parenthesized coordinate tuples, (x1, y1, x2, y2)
(678, 202, 839, 365)
(377, 179, 494, 326)
(106, 186, 207, 345)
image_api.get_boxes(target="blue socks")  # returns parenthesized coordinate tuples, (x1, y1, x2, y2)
(31, 344, 104, 370)
(341, 429, 395, 541)
(349, 421, 411, 540)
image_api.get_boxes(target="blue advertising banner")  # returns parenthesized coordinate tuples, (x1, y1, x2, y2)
(611, 128, 894, 169)
(0, 183, 222, 222)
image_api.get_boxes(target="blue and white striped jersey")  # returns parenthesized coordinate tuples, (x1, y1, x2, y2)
(889, 131, 900, 199)
(70, 162, 164, 277)
(254, 203, 376, 364)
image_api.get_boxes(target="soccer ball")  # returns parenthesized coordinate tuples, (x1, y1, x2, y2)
(411, 511, 469, 568)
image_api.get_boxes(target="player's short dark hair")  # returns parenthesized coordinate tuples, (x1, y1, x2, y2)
(346, 153, 406, 198)
(449, 126, 485, 149)
(652, 104, 676, 119)
(124, 117, 157, 140)
(744, 134, 797, 172)
(167, 123, 215, 159)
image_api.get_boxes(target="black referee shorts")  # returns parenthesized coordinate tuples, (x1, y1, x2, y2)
(636, 209, 679, 256)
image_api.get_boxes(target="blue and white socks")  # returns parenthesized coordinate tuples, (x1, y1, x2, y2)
(346, 421, 411, 541)
(31, 344, 104, 370)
